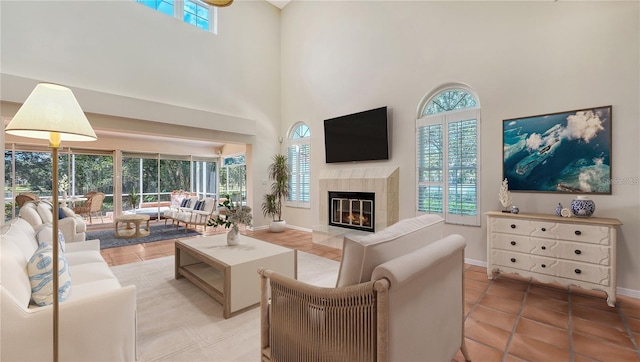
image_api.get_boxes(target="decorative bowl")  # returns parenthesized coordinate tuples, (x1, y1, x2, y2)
(570, 196, 595, 217)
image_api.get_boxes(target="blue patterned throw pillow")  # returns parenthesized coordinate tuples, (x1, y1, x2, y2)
(28, 242, 72, 306)
(180, 198, 189, 207)
(193, 200, 205, 211)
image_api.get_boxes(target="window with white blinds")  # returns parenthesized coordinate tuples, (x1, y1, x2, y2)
(417, 87, 481, 226)
(286, 123, 311, 208)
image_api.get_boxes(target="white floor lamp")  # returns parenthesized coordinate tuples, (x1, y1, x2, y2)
(4, 83, 97, 361)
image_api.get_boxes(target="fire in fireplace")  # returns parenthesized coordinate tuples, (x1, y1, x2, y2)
(328, 191, 375, 232)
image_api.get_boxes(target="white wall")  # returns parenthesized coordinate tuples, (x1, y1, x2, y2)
(280, 1, 640, 293)
(1, 0, 281, 225)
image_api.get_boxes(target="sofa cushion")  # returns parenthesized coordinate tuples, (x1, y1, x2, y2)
(336, 214, 444, 287)
(36, 202, 54, 224)
(2, 218, 39, 261)
(69, 262, 119, 285)
(18, 202, 44, 228)
(1, 231, 33, 308)
(28, 242, 72, 306)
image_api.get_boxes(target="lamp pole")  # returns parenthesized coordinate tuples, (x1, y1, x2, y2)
(50, 132, 61, 362)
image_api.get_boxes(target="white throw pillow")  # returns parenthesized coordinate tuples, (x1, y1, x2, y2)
(28, 242, 72, 306)
(35, 224, 66, 253)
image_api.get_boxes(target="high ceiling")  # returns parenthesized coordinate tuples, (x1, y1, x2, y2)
(265, 0, 290, 9)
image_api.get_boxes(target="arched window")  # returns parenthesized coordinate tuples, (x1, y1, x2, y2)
(416, 84, 481, 226)
(286, 123, 311, 208)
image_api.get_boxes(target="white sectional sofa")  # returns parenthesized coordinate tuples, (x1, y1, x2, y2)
(0, 217, 136, 361)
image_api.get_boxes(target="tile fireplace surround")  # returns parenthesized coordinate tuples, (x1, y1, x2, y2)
(314, 167, 399, 247)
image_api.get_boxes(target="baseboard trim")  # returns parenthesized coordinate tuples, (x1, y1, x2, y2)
(251, 224, 312, 233)
(286, 224, 312, 233)
(465, 258, 487, 268)
(617, 286, 640, 299)
(464, 258, 639, 300)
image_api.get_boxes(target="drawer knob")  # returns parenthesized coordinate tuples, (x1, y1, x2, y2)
(575, 269, 582, 274)
(541, 246, 546, 250)
(510, 258, 516, 263)
(575, 250, 582, 255)
(510, 224, 516, 229)
(510, 241, 516, 246)
(541, 264, 546, 268)
(575, 230, 582, 236)
(541, 227, 546, 232)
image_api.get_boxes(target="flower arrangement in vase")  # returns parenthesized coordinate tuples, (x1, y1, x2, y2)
(59, 174, 70, 198)
(208, 195, 253, 245)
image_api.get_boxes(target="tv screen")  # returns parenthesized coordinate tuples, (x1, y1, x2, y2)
(324, 106, 389, 163)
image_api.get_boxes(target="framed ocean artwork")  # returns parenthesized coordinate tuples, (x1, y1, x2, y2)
(502, 105, 612, 194)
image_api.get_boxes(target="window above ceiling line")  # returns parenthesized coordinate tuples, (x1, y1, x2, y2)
(135, 0, 217, 33)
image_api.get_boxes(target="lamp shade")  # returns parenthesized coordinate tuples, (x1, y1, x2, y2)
(5, 83, 97, 142)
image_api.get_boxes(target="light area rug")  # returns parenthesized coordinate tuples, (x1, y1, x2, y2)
(111, 251, 340, 361)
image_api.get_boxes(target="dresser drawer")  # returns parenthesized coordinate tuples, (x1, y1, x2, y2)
(490, 233, 550, 253)
(491, 233, 610, 266)
(530, 222, 610, 245)
(553, 241, 610, 266)
(492, 250, 611, 286)
(490, 217, 610, 245)
(491, 250, 534, 272)
(552, 260, 611, 286)
(490, 218, 537, 235)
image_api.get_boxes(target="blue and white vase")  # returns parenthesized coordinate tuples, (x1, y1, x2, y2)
(555, 203, 563, 217)
(570, 196, 595, 217)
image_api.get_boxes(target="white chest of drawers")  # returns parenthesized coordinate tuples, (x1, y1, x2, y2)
(485, 211, 623, 307)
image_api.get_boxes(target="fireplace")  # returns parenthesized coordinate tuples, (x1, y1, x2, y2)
(328, 191, 375, 232)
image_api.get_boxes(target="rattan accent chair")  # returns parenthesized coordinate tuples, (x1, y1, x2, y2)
(73, 192, 105, 224)
(259, 220, 471, 362)
(259, 270, 390, 362)
(15, 192, 40, 208)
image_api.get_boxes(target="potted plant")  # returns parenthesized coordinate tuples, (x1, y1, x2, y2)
(129, 187, 140, 213)
(261, 154, 290, 232)
(208, 195, 253, 245)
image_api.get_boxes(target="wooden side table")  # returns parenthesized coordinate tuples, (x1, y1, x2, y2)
(115, 214, 151, 238)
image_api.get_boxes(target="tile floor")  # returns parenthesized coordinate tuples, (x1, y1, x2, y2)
(99, 223, 640, 361)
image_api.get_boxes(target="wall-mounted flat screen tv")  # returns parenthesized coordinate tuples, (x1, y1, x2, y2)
(324, 106, 389, 163)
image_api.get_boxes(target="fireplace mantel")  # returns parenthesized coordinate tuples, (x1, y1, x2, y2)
(318, 167, 399, 232)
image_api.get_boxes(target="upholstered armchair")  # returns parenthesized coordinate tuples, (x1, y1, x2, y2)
(259, 215, 471, 362)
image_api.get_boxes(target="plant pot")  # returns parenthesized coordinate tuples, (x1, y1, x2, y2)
(269, 220, 286, 233)
(227, 228, 240, 245)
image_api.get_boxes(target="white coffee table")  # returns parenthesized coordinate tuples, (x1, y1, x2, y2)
(175, 234, 297, 318)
